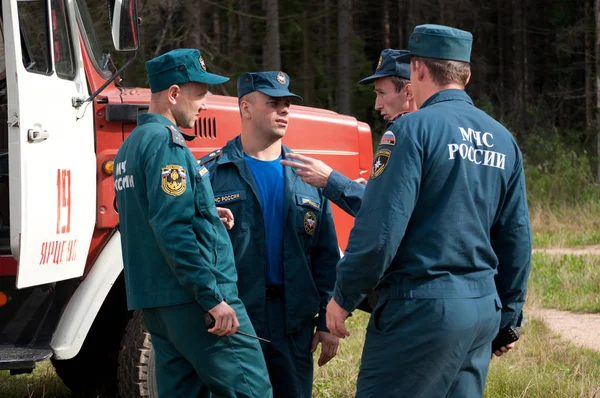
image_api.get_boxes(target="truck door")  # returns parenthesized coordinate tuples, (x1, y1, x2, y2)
(3, 0, 95, 288)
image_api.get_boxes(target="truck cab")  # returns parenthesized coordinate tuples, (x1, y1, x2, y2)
(0, 0, 372, 396)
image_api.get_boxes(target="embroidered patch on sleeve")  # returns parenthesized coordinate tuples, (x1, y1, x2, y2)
(371, 149, 391, 179)
(380, 131, 396, 146)
(161, 164, 187, 196)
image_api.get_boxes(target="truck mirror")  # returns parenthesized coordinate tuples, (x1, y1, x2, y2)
(107, 0, 139, 52)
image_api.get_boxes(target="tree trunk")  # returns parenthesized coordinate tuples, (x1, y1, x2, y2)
(595, 0, 600, 183)
(512, 0, 524, 130)
(383, 0, 390, 48)
(522, 0, 529, 111)
(239, 0, 252, 59)
(397, 0, 404, 48)
(497, 0, 504, 119)
(263, 0, 281, 70)
(303, 8, 315, 105)
(337, 0, 352, 114)
(586, 0, 594, 128)
(324, 0, 334, 109)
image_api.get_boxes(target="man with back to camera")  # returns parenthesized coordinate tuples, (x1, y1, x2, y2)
(281, 48, 417, 217)
(326, 25, 532, 397)
(199, 71, 341, 398)
(114, 49, 272, 397)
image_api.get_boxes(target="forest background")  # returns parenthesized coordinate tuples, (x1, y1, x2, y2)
(91, 0, 600, 220)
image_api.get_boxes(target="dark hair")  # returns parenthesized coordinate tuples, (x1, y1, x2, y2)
(389, 76, 411, 93)
(412, 57, 470, 87)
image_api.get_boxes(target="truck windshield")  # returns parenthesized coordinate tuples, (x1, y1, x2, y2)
(74, 0, 111, 79)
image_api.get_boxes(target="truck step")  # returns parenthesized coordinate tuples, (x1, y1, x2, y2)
(0, 346, 52, 370)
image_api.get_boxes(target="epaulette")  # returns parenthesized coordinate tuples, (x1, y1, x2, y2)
(198, 149, 222, 166)
(166, 125, 186, 147)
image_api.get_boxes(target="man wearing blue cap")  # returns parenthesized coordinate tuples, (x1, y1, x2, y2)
(327, 24, 531, 397)
(114, 49, 272, 397)
(199, 71, 340, 397)
(281, 48, 417, 219)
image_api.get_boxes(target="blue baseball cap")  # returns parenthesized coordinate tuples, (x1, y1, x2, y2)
(396, 24, 473, 64)
(237, 71, 303, 101)
(359, 49, 411, 84)
(146, 48, 229, 93)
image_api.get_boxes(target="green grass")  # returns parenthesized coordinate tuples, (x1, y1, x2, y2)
(530, 203, 600, 248)
(528, 253, 600, 312)
(311, 313, 600, 397)
(484, 319, 600, 397)
(2, 295, 600, 398)
(0, 361, 71, 398)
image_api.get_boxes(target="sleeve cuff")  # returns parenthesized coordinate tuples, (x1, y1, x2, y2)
(500, 309, 520, 329)
(198, 288, 224, 312)
(323, 170, 352, 201)
(333, 284, 365, 313)
(317, 310, 329, 332)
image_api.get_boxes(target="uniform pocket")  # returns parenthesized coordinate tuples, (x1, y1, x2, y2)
(371, 299, 391, 334)
(213, 189, 248, 234)
(295, 194, 321, 238)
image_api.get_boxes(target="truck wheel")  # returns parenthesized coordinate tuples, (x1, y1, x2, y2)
(52, 353, 118, 397)
(118, 310, 158, 398)
(52, 275, 130, 397)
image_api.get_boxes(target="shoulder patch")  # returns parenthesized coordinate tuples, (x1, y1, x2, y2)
(198, 149, 223, 166)
(380, 131, 396, 146)
(161, 164, 187, 196)
(371, 149, 391, 179)
(167, 125, 186, 147)
(296, 194, 321, 211)
(197, 165, 209, 179)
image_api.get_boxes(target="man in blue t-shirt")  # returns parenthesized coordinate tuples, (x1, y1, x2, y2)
(200, 71, 341, 398)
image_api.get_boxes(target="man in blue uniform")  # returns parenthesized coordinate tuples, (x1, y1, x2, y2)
(281, 48, 417, 217)
(114, 49, 272, 398)
(327, 25, 532, 397)
(200, 71, 340, 397)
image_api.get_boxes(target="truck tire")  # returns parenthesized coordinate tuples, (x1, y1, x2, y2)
(118, 310, 158, 398)
(51, 275, 130, 397)
(52, 353, 117, 397)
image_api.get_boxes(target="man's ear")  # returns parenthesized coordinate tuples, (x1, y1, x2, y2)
(465, 72, 472, 86)
(405, 83, 414, 101)
(167, 85, 181, 105)
(240, 100, 252, 120)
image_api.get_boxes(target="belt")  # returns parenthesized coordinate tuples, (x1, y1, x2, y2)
(265, 285, 285, 299)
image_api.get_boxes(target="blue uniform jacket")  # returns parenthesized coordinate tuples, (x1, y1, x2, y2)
(202, 136, 340, 334)
(323, 112, 408, 217)
(115, 114, 238, 311)
(333, 90, 532, 328)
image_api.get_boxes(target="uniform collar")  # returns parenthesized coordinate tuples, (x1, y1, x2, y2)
(386, 110, 411, 127)
(136, 113, 196, 141)
(218, 135, 293, 165)
(420, 89, 473, 110)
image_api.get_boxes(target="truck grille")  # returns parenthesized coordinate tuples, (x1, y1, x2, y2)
(195, 117, 217, 139)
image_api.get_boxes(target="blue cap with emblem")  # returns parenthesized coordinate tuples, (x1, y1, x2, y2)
(359, 49, 411, 84)
(146, 48, 229, 93)
(237, 71, 303, 101)
(396, 24, 473, 64)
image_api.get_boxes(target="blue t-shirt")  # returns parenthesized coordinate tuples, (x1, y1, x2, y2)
(244, 154, 284, 285)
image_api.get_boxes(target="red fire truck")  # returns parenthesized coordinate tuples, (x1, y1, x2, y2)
(0, 0, 372, 396)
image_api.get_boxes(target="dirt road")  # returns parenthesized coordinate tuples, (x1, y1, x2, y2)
(529, 308, 600, 352)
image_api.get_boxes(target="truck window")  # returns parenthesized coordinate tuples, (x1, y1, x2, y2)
(0, 25, 5, 82)
(74, 0, 111, 79)
(17, 0, 52, 75)
(51, 0, 75, 80)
